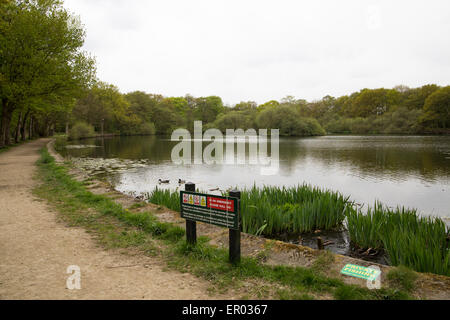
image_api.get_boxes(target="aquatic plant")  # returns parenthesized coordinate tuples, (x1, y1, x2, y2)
(149, 184, 351, 235)
(148, 187, 180, 213)
(346, 202, 386, 250)
(346, 203, 450, 276)
(240, 185, 352, 236)
(148, 185, 450, 276)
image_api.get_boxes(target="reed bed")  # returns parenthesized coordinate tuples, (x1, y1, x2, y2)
(147, 187, 180, 213)
(346, 202, 449, 276)
(147, 184, 352, 236)
(147, 185, 449, 276)
(240, 185, 352, 236)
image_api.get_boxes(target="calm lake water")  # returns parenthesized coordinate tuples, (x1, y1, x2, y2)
(61, 135, 450, 220)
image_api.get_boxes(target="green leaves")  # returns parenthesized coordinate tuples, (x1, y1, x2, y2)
(347, 203, 449, 276)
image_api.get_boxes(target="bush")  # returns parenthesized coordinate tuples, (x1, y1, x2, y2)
(350, 117, 372, 134)
(53, 136, 68, 152)
(68, 122, 96, 140)
(213, 111, 256, 132)
(138, 122, 156, 135)
(325, 117, 353, 134)
(257, 105, 326, 136)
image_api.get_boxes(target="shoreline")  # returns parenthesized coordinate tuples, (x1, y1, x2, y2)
(46, 139, 450, 299)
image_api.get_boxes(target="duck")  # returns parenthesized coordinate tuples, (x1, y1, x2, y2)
(158, 179, 170, 184)
(178, 179, 186, 184)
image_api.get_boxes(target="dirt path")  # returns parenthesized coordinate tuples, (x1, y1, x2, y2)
(0, 139, 231, 300)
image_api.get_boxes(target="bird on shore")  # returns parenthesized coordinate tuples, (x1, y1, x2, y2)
(178, 179, 186, 184)
(158, 179, 170, 184)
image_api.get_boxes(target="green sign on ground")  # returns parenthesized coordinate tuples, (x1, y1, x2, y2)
(180, 191, 239, 230)
(341, 264, 381, 281)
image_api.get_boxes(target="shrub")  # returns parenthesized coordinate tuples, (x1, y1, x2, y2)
(68, 122, 96, 140)
(138, 122, 156, 135)
(257, 105, 326, 136)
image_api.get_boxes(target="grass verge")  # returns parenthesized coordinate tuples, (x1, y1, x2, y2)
(34, 147, 412, 300)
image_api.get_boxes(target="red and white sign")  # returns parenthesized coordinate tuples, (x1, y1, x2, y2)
(208, 197, 235, 212)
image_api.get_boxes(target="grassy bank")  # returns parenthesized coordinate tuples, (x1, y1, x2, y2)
(34, 147, 411, 300)
(148, 187, 449, 276)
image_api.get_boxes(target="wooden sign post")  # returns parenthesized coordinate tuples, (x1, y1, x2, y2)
(180, 183, 241, 264)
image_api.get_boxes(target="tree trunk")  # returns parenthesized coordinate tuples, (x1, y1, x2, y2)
(14, 111, 23, 144)
(29, 116, 33, 140)
(21, 109, 30, 141)
(4, 115, 12, 146)
(45, 122, 50, 137)
(1, 101, 13, 147)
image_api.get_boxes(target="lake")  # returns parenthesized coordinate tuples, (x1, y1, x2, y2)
(61, 135, 450, 220)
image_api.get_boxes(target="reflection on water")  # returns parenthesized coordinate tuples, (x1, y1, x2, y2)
(60, 135, 450, 219)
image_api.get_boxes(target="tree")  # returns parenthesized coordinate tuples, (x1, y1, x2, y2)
(403, 84, 440, 110)
(350, 88, 400, 117)
(194, 96, 224, 124)
(73, 82, 130, 134)
(0, 0, 95, 146)
(124, 91, 158, 124)
(420, 86, 450, 129)
(256, 105, 325, 136)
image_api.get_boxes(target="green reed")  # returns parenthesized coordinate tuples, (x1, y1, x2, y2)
(346, 202, 449, 276)
(147, 187, 181, 212)
(240, 185, 352, 236)
(147, 185, 449, 276)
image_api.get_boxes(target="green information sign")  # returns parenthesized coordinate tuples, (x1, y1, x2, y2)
(180, 191, 239, 230)
(341, 264, 381, 281)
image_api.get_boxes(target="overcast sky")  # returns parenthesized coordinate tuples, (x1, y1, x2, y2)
(64, 0, 450, 105)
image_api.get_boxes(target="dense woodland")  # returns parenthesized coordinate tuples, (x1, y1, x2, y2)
(1, 0, 450, 147)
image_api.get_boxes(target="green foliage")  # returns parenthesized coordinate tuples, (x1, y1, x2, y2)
(138, 122, 156, 135)
(194, 96, 224, 123)
(346, 202, 388, 249)
(325, 108, 424, 134)
(257, 105, 326, 136)
(53, 136, 68, 152)
(212, 110, 256, 132)
(347, 203, 449, 276)
(421, 86, 450, 129)
(148, 187, 181, 212)
(240, 185, 350, 235)
(148, 185, 351, 236)
(68, 122, 95, 140)
(0, 0, 96, 146)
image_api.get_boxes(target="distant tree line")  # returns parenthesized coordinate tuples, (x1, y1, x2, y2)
(1, 1, 449, 147)
(68, 83, 450, 139)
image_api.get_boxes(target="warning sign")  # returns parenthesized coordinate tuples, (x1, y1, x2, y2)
(180, 191, 239, 230)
